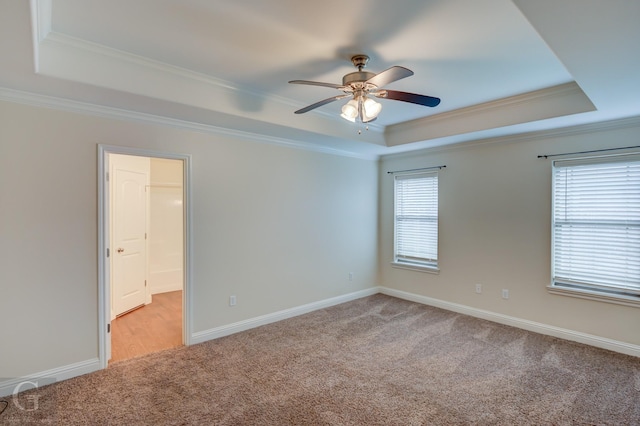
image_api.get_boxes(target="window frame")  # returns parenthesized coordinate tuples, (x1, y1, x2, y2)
(392, 171, 440, 273)
(549, 153, 640, 307)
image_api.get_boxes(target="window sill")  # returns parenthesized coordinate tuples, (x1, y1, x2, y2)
(547, 284, 640, 308)
(391, 262, 440, 274)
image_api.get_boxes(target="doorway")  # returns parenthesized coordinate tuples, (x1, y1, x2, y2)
(98, 145, 192, 368)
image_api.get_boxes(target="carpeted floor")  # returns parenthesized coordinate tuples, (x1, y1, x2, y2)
(2, 294, 639, 425)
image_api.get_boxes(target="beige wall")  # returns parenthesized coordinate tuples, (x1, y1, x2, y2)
(0, 100, 378, 378)
(149, 157, 184, 294)
(1, 95, 638, 383)
(379, 122, 640, 347)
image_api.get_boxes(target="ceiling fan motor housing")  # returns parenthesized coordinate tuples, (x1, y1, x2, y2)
(343, 54, 375, 86)
(343, 71, 376, 86)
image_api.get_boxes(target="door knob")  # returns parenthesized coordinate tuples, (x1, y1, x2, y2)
(117, 248, 124, 253)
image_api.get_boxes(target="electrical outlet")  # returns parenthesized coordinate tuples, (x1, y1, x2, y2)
(475, 284, 482, 294)
(229, 295, 237, 306)
(349, 272, 354, 282)
(502, 289, 509, 299)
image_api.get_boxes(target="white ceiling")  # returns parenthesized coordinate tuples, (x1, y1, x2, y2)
(1, 0, 639, 158)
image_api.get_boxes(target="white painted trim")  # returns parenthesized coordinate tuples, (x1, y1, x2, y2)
(43, 32, 239, 92)
(385, 81, 596, 147)
(182, 151, 194, 347)
(29, 0, 52, 72)
(97, 146, 109, 367)
(33, 30, 386, 147)
(391, 262, 440, 274)
(0, 88, 375, 160)
(191, 288, 379, 345)
(378, 287, 640, 358)
(151, 284, 183, 294)
(31, 21, 383, 135)
(98, 145, 194, 369)
(3, 286, 637, 397)
(21, 2, 640, 159)
(0, 358, 100, 398)
(149, 269, 184, 295)
(30, 0, 52, 42)
(547, 285, 640, 309)
(42, 31, 289, 114)
(400, 82, 587, 127)
(382, 115, 640, 162)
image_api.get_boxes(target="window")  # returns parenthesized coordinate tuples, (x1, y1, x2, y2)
(393, 172, 439, 271)
(551, 154, 640, 306)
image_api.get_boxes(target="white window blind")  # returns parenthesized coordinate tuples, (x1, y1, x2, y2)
(394, 172, 438, 268)
(552, 155, 640, 297)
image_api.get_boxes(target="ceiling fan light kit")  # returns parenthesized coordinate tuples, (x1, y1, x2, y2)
(340, 97, 382, 123)
(289, 55, 441, 124)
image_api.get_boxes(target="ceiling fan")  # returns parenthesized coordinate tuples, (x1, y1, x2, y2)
(289, 55, 441, 123)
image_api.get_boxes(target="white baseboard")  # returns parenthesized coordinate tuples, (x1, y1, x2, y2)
(0, 358, 100, 398)
(191, 287, 379, 345)
(150, 269, 183, 294)
(4, 286, 636, 399)
(0, 289, 377, 398)
(151, 283, 182, 295)
(379, 286, 640, 358)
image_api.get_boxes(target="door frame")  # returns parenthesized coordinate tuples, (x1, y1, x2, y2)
(98, 144, 193, 369)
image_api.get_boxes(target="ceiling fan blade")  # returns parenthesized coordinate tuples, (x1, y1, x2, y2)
(289, 80, 344, 89)
(366, 66, 414, 88)
(294, 94, 351, 114)
(377, 90, 441, 107)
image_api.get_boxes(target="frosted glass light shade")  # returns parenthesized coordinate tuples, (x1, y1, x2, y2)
(340, 99, 358, 122)
(340, 97, 381, 123)
(362, 98, 381, 122)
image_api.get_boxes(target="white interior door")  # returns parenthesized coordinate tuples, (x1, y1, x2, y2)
(110, 154, 150, 318)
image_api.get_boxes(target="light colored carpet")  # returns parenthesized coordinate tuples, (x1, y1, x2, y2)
(2, 294, 639, 424)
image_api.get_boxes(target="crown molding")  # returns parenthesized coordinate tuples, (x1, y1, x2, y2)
(0, 87, 377, 160)
(34, 30, 384, 143)
(404, 82, 584, 126)
(381, 114, 640, 161)
(45, 31, 386, 134)
(42, 31, 240, 92)
(6, 83, 638, 164)
(385, 81, 596, 147)
(28, 1, 384, 136)
(27, 0, 625, 160)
